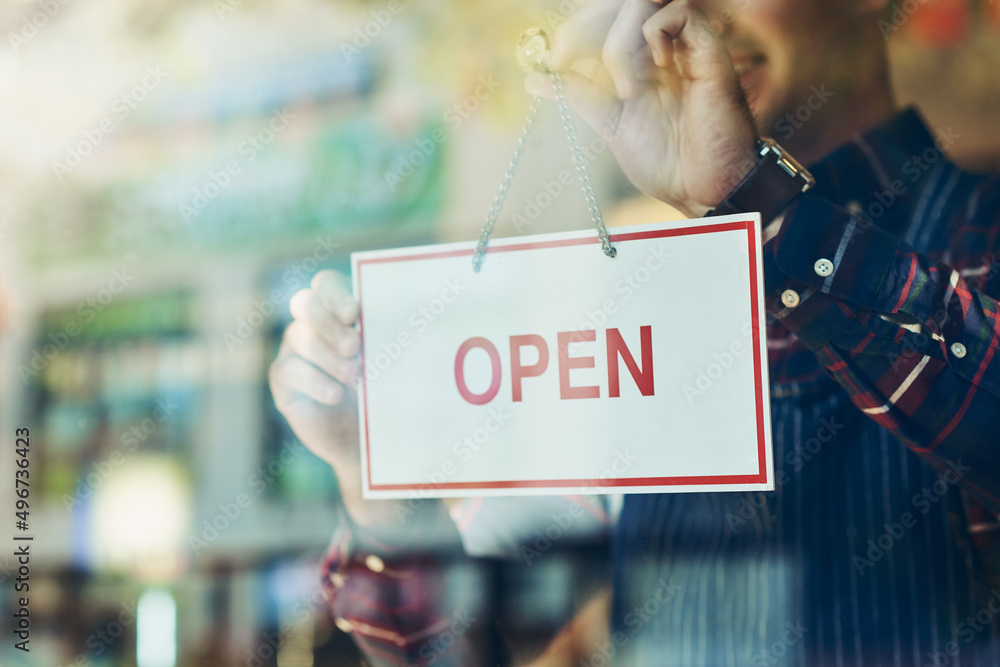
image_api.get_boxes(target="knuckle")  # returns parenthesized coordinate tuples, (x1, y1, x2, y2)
(309, 269, 334, 290)
(340, 335, 360, 357)
(601, 40, 617, 65)
(552, 19, 570, 44)
(291, 285, 314, 304)
(305, 333, 329, 362)
(286, 319, 307, 342)
(267, 358, 281, 384)
(288, 289, 311, 316)
(642, 19, 659, 42)
(268, 356, 295, 394)
(312, 269, 343, 294)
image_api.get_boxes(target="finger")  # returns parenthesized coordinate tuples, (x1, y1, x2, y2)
(642, 0, 734, 84)
(310, 270, 358, 325)
(642, 11, 675, 69)
(289, 289, 360, 357)
(284, 320, 360, 385)
(269, 350, 345, 408)
(603, 0, 660, 98)
(549, 0, 625, 70)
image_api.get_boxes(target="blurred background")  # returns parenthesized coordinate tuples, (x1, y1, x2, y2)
(0, 0, 998, 665)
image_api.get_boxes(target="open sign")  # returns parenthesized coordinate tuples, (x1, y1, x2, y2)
(352, 215, 772, 498)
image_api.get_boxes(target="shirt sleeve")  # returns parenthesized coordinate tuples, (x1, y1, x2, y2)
(764, 185, 1000, 513)
(320, 502, 480, 667)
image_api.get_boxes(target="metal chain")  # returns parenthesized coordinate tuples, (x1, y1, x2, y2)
(472, 98, 540, 273)
(471, 70, 616, 272)
(549, 69, 616, 260)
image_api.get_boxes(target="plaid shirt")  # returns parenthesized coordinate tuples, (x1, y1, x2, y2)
(322, 108, 1000, 666)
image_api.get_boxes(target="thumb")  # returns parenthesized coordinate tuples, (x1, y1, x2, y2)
(524, 70, 622, 147)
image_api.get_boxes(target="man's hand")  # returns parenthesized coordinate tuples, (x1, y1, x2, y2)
(270, 270, 360, 471)
(528, 0, 757, 217)
(270, 269, 408, 526)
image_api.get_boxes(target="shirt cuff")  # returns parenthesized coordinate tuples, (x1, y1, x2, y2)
(771, 193, 901, 312)
(320, 504, 473, 665)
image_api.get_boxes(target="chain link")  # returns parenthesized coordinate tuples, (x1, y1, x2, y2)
(472, 98, 540, 272)
(471, 69, 616, 272)
(549, 70, 616, 260)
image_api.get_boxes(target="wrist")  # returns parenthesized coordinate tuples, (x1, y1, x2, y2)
(335, 461, 448, 549)
(707, 138, 814, 223)
(677, 133, 758, 218)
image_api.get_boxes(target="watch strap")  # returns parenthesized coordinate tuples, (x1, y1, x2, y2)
(709, 138, 814, 222)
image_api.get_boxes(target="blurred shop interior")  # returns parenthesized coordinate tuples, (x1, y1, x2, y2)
(0, 0, 999, 665)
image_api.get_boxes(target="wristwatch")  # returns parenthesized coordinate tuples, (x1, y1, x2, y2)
(708, 138, 815, 222)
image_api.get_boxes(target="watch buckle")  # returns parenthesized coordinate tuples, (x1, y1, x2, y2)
(759, 138, 816, 192)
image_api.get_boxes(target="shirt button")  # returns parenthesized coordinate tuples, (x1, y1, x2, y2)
(950, 342, 967, 359)
(814, 258, 835, 277)
(364, 554, 385, 573)
(781, 289, 800, 308)
(335, 618, 354, 633)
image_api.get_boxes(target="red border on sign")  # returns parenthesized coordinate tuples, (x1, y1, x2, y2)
(355, 220, 768, 492)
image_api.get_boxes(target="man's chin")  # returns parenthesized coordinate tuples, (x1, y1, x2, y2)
(738, 68, 771, 128)
(746, 92, 783, 140)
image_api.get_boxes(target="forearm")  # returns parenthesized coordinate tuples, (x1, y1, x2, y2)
(520, 587, 612, 667)
(322, 495, 481, 667)
(763, 189, 1000, 509)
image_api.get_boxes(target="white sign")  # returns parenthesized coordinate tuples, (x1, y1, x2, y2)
(352, 214, 772, 499)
